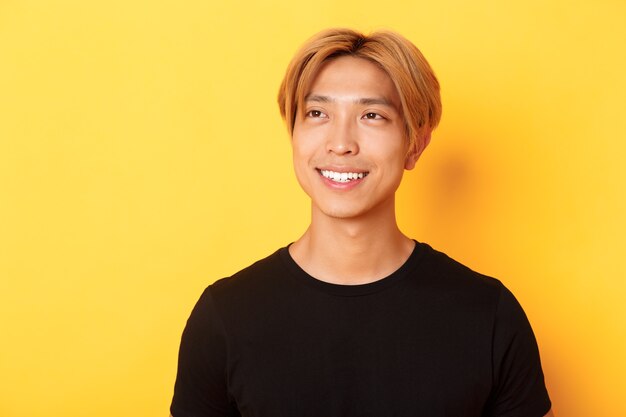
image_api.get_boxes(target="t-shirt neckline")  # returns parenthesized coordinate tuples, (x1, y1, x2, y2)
(277, 240, 426, 297)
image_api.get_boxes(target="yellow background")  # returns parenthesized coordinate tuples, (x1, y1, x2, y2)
(1, 0, 624, 415)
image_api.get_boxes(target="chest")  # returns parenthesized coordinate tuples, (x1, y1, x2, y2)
(222, 292, 495, 417)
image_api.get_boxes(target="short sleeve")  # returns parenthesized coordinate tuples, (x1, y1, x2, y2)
(170, 288, 239, 417)
(485, 285, 552, 417)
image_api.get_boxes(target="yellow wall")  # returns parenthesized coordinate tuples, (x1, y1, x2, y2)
(1, 1, 624, 415)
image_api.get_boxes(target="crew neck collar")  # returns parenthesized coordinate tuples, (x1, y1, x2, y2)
(278, 240, 426, 297)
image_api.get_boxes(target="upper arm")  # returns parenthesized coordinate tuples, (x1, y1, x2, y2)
(170, 288, 237, 417)
(487, 285, 552, 416)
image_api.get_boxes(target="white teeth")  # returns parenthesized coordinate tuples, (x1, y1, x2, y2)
(320, 170, 367, 183)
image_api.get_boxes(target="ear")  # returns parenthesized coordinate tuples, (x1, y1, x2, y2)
(404, 131, 432, 170)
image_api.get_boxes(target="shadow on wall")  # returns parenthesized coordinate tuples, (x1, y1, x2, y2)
(400, 133, 501, 259)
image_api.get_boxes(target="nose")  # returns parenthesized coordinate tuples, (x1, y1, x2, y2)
(326, 116, 359, 156)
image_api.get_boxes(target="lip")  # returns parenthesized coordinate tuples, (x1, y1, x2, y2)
(316, 165, 369, 174)
(316, 168, 368, 190)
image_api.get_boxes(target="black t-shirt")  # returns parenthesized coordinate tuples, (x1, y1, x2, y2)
(171, 242, 551, 417)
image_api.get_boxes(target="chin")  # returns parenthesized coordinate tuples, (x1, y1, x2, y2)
(321, 209, 360, 220)
(314, 201, 371, 220)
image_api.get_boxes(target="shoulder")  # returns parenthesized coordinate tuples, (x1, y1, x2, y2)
(206, 245, 291, 306)
(415, 241, 506, 302)
(416, 243, 539, 337)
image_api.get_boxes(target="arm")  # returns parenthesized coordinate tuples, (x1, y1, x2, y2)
(170, 288, 237, 417)
(488, 285, 552, 416)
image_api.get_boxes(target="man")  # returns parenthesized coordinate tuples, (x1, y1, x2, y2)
(171, 28, 553, 417)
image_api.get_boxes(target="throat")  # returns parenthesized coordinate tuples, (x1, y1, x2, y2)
(289, 228, 415, 285)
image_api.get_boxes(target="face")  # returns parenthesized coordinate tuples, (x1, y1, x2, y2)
(292, 55, 419, 221)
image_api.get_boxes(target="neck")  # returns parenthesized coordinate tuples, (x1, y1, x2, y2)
(289, 199, 415, 285)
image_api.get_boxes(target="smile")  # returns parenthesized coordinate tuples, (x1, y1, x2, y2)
(318, 169, 369, 183)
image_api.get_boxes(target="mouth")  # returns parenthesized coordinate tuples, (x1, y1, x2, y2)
(317, 169, 369, 183)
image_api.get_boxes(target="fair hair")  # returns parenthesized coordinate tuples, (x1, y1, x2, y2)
(278, 28, 442, 155)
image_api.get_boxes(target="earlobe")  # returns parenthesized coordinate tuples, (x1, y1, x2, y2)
(404, 131, 432, 170)
(404, 149, 419, 170)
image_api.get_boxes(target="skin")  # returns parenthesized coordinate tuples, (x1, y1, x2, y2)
(170, 55, 554, 417)
(289, 55, 421, 285)
(287, 55, 555, 417)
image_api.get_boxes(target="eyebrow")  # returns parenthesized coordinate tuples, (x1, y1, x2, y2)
(305, 94, 396, 108)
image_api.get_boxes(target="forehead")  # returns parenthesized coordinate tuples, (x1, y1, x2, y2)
(305, 55, 401, 105)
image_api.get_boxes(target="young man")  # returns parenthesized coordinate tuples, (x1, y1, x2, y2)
(171, 28, 553, 417)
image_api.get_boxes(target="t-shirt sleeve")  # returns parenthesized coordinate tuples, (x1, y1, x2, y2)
(485, 284, 552, 417)
(170, 287, 239, 417)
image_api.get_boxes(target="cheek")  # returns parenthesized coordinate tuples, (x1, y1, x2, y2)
(291, 140, 314, 185)
(367, 138, 409, 166)
(291, 139, 310, 167)
(291, 150, 316, 198)
(292, 130, 323, 164)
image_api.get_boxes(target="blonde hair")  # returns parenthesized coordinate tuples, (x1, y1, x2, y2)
(277, 28, 442, 154)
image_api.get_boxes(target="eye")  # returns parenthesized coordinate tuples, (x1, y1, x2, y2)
(306, 110, 326, 118)
(363, 112, 384, 120)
